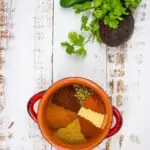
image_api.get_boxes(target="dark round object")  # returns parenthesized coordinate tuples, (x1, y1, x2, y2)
(99, 13, 134, 47)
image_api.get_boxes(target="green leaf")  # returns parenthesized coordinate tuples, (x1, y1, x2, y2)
(94, 0, 102, 8)
(60, 0, 93, 8)
(113, 5, 127, 17)
(73, 1, 93, 14)
(81, 16, 90, 31)
(68, 32, 84, 46)
(102, 3, 111, 11)
(61, 33, 87, 56)
(60, 0, 77, 7)
(74, 47, 87, 56)
(61, 42, 75, 55)
(104, 14, 119, 29)
(125, 0, 141, 10)
(89, 19, 99, 33)
(61, 42, 70, 47)
(93, 9, 107, 20)
(95, 30, 102, 43)
(103, 0, 127, 30)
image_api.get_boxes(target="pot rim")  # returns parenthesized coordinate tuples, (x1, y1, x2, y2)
(37, 77, 113, 150)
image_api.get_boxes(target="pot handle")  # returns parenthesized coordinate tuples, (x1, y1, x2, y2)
(106, 106, 122, 138)
(27, 91, 45, 122)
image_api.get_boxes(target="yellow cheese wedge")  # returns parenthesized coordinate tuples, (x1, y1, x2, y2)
(78, 107, 105, 128)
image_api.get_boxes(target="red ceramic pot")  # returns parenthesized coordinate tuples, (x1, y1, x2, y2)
(27, 77, 122, 150)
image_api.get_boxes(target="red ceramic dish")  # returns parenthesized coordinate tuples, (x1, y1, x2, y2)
(27, 77, 122, 150)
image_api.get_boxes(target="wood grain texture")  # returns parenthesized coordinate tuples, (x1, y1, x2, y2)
(106, 1, 150, 150)
(4, 0, 53, 149)
(0, 0, 13, 149)
(1, 0, 150, 150)
(30, 0, 53, 149)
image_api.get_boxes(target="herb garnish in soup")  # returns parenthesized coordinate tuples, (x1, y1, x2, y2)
(44, 84, 106, 144)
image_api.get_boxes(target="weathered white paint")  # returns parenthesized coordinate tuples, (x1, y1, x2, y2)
(1, 0, 150, 150)
(105, 1, 150, 150)
(4, 0, 53, 149)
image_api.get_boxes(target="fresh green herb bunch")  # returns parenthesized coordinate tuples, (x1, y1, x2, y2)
(74, 0, 141, 29)
(61, 0, 141, 56)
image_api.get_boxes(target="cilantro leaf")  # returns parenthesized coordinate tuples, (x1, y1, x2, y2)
(90, 19, 102, 43)
(73, 1, 93, 13)
(101, 3, 111, 12)
(94, 0, 102, 8)
(89, 19, 99, 33)
(95, 30, 102, 43)
(81, 16, 102, 43)
(104, 14, 119, 29)
(61, 42, 75, 54)
(81, 15, 90, 31)
(68, 32, 84, 46)
(61, 32, 86, 56)
(102, 0, 128, 29)
(92, 8, 107, 20)
(125, 0, 141, 10)
(74, 47, 87, 56)
(113, 5, 128, 17)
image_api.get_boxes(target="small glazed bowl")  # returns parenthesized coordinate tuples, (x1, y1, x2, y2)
(27, 77, 122, 150)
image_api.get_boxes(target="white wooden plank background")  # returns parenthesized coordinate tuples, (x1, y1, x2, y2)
(0, 0, 150, 149)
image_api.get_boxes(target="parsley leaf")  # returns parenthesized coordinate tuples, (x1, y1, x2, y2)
(61, 32, 86, 56)
(93, 8, 107, 20)
(81, 16, 90, 31)
(74, 47, 87, 56)
(81, 16, 102, 43)
(61, 42, 75, 55)
(94, 0, 102, 8)
(104, 14, 120, 29)
(125, 0, 141, 10)
(95, 29, 102, 43)
(68, 32, 84, 46)
(103, 0, 127, 29)
(89, 19, 102, 43)
(73, 1, 93, 13)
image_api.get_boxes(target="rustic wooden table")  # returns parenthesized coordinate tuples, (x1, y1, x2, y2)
(0, 0, 150, 149)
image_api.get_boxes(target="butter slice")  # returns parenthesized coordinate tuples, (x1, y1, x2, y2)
(78, 107, 105, 128)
